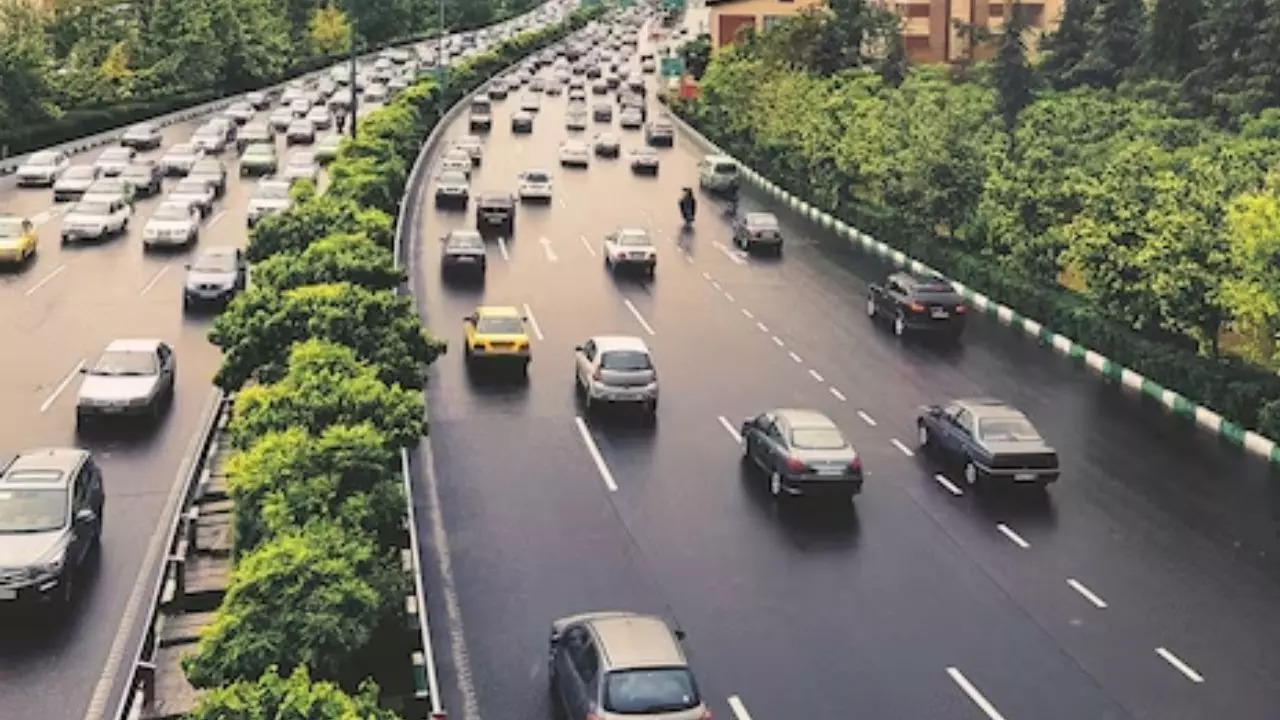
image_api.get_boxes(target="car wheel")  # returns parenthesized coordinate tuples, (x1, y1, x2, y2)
(964, 460, 981, 488)
(741, 435, 753, 462)
(893, 313, 906, 337)
(866, 297, 877, 318)
(917, 422, 931, 448)
(769, 470, 783, 498)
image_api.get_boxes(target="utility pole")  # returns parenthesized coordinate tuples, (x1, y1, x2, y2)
(348, 22, 359, 139)
(437, 0, 446, 77)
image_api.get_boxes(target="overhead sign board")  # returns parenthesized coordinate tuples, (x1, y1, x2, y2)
(660, 56, 685, 77)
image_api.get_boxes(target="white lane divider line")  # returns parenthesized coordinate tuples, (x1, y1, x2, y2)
(522, 303, 544, 340)
(623, 299, 656, 336)
(712, 240, 747, 265)
(756, 321, 769, 333)
(808, 369, 824, 382)
(996, 523, 1031, 549)
(946, 667, 1009, 720)
(702, 271, 713, 280)
(710, 280, 722, 291)
(579, 235, 596, 256)
(574, 416, 618, 492)
(140, 263, 171, 295)
(497, 236, 510, 261)
(723, 292, 735, 302)
(727, 695, 755, 720)
(787, 350, 802, 363)
(25, 264, 66, 296)
(934, 474, 964, 496)
(830, 387, 847, 401)
(741, 308, 754, 319)
(207, 210, 225, 228)
(41, 359, 84, 413)
(857, 410, 877, 426)
(771, 335, 785, 347)
(539, 236, 558, 262)
(717, 415, 742, 443)
(31, 207, 62, 226)
(890, 438, 914, 457)
(1156, 647, 1205, 683)
(1067, 578, 1108, 609)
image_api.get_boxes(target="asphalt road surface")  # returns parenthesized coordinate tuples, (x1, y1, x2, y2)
(0, 84, 364, 720)
(410, 25, 1280, 720)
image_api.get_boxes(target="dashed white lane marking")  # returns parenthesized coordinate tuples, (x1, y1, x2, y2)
(935, 473, 964, 496)
(857, 410, 877, 426)
(890, 438, 914, 457)
(830, 387, 847, 401)
(25, 264, 66, 296)
(787, 350, 802, 363)
(702, 271, 712, 280)
(808, 369, 824, 382)
(40, 359, 85, 413)
(997, 523, 1031, 549)
(727, 695, 755, 720)
(140, 264, 171, 295)
(1156, 647, 1205, 683)
(756, 321, 769, 333)
(712, 240, 747, 265)
(522, 303, 544, 340)
(710, 280, 722, 291)
(579, 235, 596, 256)
(771, 335, 784, 347)
(497, 236, 510, 261)
(574, 416, 618, 492)
(31, 207, 62, 226)
(1067, 578, 1108, 609)
(741, 308, 754, 319)
(539, 236, 558, 261)
(723, 292, 734, 302)
(946, 668, 1009, 720)
(207, 209, 225, 227)
(717, 415, 742, 443)
(623, 299, 656, 336)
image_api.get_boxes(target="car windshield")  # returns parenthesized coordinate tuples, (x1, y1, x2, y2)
(91, 349, 157, 376)
(30, 151, 60, 165)
(64, 167, 96, 179)
(193, 127, 220, 138)
(72, 202, 110, 216)
(439, 170, 467, 184)
(476, 316, 523, 334)
(152, 203, 192, 221)
(790, 427, 847, 450)
(600, 350, 651, 371)
(447, 233, 483, 249)
(616, 231, 651, 246)
(175, 179, 208, 194)
(193, 252, 237, 273)
(0, 487, 67, 534)
(524, 171, 549, 182)
(978, 417, 1042, 442)
(256, 183, 291, 199)
(603, 668, 700, 714)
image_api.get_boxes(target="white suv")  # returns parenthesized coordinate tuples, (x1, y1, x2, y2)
(574, 335, 658, 418)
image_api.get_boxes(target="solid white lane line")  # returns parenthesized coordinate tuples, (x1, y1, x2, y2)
(727, 695, 754, 720)
(496, 237, 510, 261)
(946, 668, 1009, 720)
(579, 235, 596, 256)
(857, 410, 877, 426)
(1156, 647, 1205, 683)
(40, 359, 85, 413)
(557, 197, 567, 210)
(31, 207, 60, 226)
(935, 474, 964, 496)
(830, 387, 847, 401)
(522, 303, 544, 340)
(717, 415, 742, 443)
(574, 416, 618, 492)
(25, 264, 66, 296)
(787, 350, 802, 363)
(1067, 578, 1108, 609)
(539, 236, 558, 261)
(623, 299, 656, 336)
(713, 240, 747, 265)
(756, 321, 769, 333)
(808, 369, 824, 382)
(741, 308, 754, 319)
(996, 523, 1030, 549)
(140, 264, 171, 295)
(890, 438, 914, 457)
(771, 335, 784, 347)
(207, 210, 225, 227)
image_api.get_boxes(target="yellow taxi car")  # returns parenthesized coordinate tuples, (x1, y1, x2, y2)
(463, 305, 532, 373)
(0, 214, 37, 265)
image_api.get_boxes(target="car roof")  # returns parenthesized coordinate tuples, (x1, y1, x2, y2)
(104, 338, 163, 353)
(894, 271, 954, 290)
(955, 398, 1026, 420)
(199, 246, 240, 258)
(592, 335, 649, 353)
(0, 447, 89, 485)
(773, 408, 838, 429)
(588, 613, 686, 670)
(476, 305, 521, 317)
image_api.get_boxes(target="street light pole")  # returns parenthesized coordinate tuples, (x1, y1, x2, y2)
(348, 23, 359, 139)
(437, 0, 445, 77)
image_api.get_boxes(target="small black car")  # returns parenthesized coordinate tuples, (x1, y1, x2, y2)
(867, 271, 966, 339)
(475, 193, 515, 234)
(440, 230, 487, 279)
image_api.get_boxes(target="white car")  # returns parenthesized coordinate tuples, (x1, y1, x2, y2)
(306, 106, 333, 130)
(520, 93, 540, 112)
(120, 122, 163, 150)
(364, 84, 389, 103)
(75, 339, 176, 428)
(286, 119, 316, 145)
(559, 140, 589, 167)
(565, 108, 588, 131)
(191, 126, 227, 154)
(269, 108, 295, 131)
(573, 335, 659, 417)
(224, 101, 255, 124)
(160, 143, 204, 175)
(282, 151, 320, 184)
(168, 177, 216, 217)
(82, 178, 132, 205)
(603, 227, 656, 275)
(619, 107, 643, 129)
(247, 179, 294, 226)
(94, 147, 137, 176)
(289, 98, 312, 117)
(629, 147, 659, 174)
(16, 150, 71, 187)
(61, 199, 131, 243)
(143, 200, 201, 249)
(434, 169, 470, 208)
(440, 150, 472, 176)
(452, 136, 484, 165)
(517, 170, 553, 202)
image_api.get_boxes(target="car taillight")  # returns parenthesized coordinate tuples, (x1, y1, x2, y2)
(955, 304, 967, 314)
(906, 301, 925, 313)
(592, 369, 603, 382)
(848, 457, 862, 473)
(785, 457, 808, 473)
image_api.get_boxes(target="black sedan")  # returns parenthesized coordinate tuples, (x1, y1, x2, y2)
(917, 398, 1059, 489)
(441, 230, 487, 279)
(740, 408, 864, 502)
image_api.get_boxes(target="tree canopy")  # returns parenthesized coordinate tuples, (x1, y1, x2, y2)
(251, 233, 404, 292)
(186, 665, 401, 720)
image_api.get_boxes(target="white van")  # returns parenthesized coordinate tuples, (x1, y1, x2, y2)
(698, 154, 739, 194)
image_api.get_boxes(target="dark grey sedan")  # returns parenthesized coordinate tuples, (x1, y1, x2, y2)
(740, 408, 864, 501)
(183, 247, 246, 310)
(440, 230, 486, 280)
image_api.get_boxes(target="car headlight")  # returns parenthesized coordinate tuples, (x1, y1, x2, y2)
(27, 554, 65, 580)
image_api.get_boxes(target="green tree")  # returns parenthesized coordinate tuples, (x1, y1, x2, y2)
(308, 4, 351, 55)
(225, 423, 404, 555)
(1221, 176, 1280, 364)
(678, 34, 712, 79)
(251, 233, 403, 291)
(1038, 0, 1097, 89)
(137, 0, 223, 92)
(341, 0, 413, 44)
(187, 665, 402, 720)
(1183, 0, 1277, 121)
(247, 194, 393, 262)
(0, 0, 57, 127)
(182, 522, 403, 689)
(227, 339, 426, 451)
(993, 0, 1035, 133)
(1139, 0, 1203, 79)
(1068, 0, 1147, 88)
(207, 0, 292, 89)
(326, 143, 408, 215)
(209, 282, 446, 390)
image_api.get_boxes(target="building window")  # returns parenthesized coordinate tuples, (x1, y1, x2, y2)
(904, 3, 930, 16)
(990, 3, 1004, 17)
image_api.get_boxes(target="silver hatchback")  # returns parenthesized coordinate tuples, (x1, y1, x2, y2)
(573, 335, 658, 417)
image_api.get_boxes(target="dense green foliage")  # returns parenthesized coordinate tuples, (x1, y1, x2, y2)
(183, 6, 603, 713)
(0, 0, 548, 155)
(673, 1, 1280, 436)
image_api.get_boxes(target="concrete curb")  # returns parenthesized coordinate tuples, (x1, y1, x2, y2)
(659, 100, 1280, 466)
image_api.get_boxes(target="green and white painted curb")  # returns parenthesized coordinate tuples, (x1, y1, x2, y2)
(660, 102, 1280, 466)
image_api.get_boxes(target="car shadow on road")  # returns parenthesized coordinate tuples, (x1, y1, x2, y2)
(737, 460, 861, 553)
(0, 548, 102, 651)
(969, 484, 1058, 531)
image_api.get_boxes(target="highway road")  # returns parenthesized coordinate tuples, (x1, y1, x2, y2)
(410, 20, 1280, 720)
(0, 80, 362, 720)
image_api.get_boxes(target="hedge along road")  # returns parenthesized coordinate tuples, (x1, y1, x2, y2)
(0, 81, 375, 720)
(408, 20, 1280, 720)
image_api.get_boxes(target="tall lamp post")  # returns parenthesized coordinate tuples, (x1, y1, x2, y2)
(348, 21, 359, 138)
(437, 0, 446, 77)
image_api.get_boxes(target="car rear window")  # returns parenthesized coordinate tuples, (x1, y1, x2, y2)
(603, 668, 700, 715)
(476, 316, 523, 334)
(600, 350, 651, 371)
(978, 417, 1041, 442)
(712, 162, 738, 174)
(790, 427, 847, 450)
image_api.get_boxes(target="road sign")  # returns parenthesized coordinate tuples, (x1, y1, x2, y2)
(660, 56, 685, 78)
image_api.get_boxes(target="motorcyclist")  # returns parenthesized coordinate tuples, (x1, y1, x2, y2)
(724, 182, 739, 216)
(679, 187, 696, 224)
(335, 108, 348, 133)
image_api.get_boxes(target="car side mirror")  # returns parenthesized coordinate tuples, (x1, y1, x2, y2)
(75, 508, 96, 524)
(674, 629, 686, 641)
(78, 367, 87, 374)
(573, 345, 583, 352)
(464, 316, 475, 323)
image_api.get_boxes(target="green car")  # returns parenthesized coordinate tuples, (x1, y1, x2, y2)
(239, 142, 278, 176)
